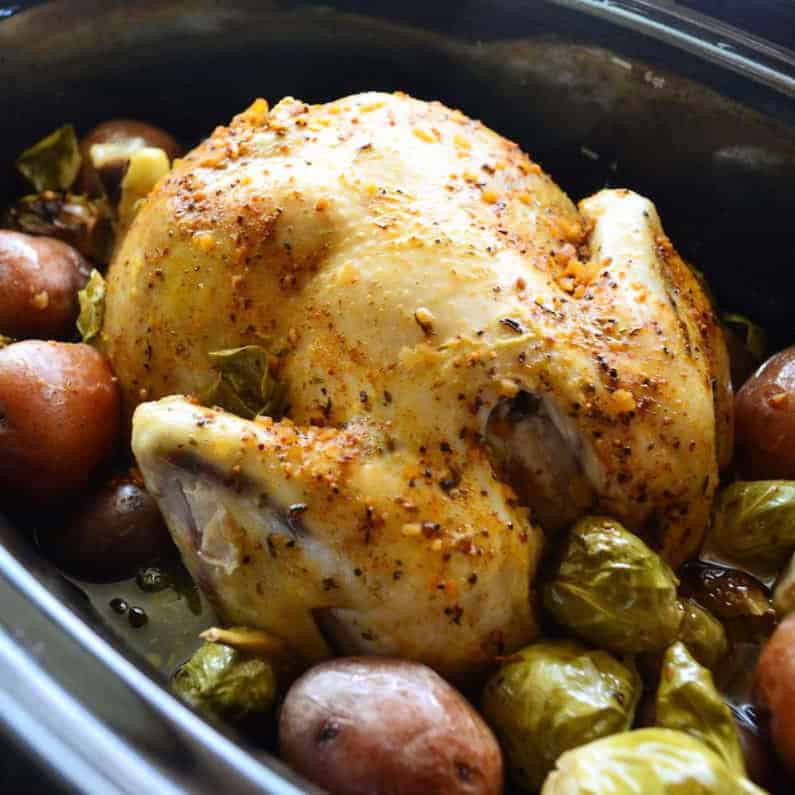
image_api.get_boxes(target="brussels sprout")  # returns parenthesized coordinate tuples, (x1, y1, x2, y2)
(655, 642, 745, 774)
(679, 562, 775, 644)
(205, 345, 288, 420)
(541, 728, 765, 795)
(481, 639, 640, 792)
(3, 191, 114, 263)
(704, 481, 795, 580)
(677, 598, 729, 670)
(543, 517, 683, 654)
(76, 269, 106, 343)
(172, 634, 278, 724)
(15, 125, 81, 192)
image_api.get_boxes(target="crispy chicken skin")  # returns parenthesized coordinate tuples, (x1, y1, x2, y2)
(104, 92, 731, 676)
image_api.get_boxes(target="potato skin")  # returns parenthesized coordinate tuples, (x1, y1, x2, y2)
(754, 612, 795, 773)
(38, 474, 171, 581)
(0, 230, 90, 339)
(279, 657, 503, 795)
(735, 347, 795, 479)
(0, 341, 120, 500)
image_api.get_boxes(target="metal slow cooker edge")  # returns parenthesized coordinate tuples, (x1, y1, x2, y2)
(1, 2, 794, 793)
(0, 516, 319, 795)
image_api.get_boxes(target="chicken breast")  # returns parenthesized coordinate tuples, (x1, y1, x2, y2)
(103, 92, 731, 677)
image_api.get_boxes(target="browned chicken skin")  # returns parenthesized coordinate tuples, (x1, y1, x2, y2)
(103, 92, 732, 677)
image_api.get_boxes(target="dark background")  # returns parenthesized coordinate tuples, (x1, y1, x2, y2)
(0, 1, 792, 793)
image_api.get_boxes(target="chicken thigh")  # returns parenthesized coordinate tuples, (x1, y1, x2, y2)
(103, 92, 731, 678)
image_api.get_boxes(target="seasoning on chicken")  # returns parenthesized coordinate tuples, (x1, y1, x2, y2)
(103, 92, 731, 677)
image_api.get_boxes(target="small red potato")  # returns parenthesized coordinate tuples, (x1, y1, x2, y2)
(0, 230, 90, 340)
(735, 346, 795, 479)
(0, 340, 120, 500)
(38, 473, 171, 581)
(754, 611, 795, 773)
(279, 657, 503, 795)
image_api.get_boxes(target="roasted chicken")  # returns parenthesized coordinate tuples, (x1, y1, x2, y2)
(103, 92, 731, 677)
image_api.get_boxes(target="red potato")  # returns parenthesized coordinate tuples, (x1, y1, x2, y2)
(735, 346, 795, 479)
(0, 230, 90, 339)
(754, 612, 795, 773)
(279, 657, 503, 795)
(38, 473, 172, 581)
(0, 340, 120, 500)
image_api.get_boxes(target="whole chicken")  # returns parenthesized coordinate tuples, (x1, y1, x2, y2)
(103, 92, 731, 678)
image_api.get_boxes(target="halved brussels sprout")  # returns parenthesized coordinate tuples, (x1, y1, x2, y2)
(543, 517, 683, 654)
(172, 634, 278, 724)
(482, 639, 640, 792)
(677, 598, 729, 670)
(656, 642, 745, 775)
(704, 481, 795, 580)
(541, 728, 765, 795)
(3, 191, 114, 264)
(678, 562, 775, 644)
(15, 125, 81, 193)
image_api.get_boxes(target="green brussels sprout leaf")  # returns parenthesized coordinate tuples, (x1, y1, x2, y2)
(482, 639, 640, 792)
(704, 481, 795, 581)
(655, 642, 745, 775)
(172, 640, 277, 724)
(543, 516, 683, 654)
(541, 728, 764, 795)
(15, 125, 82, 193)
(676, 598, 729, 670)
(76, 269, 107, 343)
(205, 345, 288, 420)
